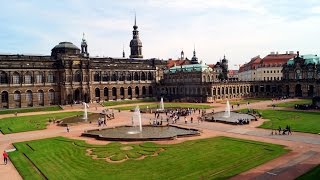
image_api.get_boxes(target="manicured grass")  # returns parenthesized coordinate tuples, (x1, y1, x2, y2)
(272, 99, 312, 108)
(0, 106, 62, 115)
(10, 136, 288, 180)
(228, 98, 271, 105)
(102, 98, 156, 107)
(114, 103, 212, 111)
(239, 109, 320, 134)
(297, 165, 320, 180)
(0, 112, 82, 134)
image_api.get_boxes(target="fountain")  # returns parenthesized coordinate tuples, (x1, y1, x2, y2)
(223, 99, 231, 118)
(83, 102, 89, 121)
(204, 99, 256, 124)
(81, 105, 200, 141)
(128, 106, 142, 134)
(159, 97, 164, 111)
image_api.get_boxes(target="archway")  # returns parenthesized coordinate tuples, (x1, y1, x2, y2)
(135, 86, 139, 98)
(295, 84, 302, 97)
(112, 87, 117, 100)
(74, 89, 81, 103)
(48, 89, 55, 105)
(14, 90, 21, 108)
(142, 86, 146, 96)
(26, 90, 33, 107)
(37, 90, 44, 106)
(128, 87, 132, 99)
(308, 85, 314, 97)
(95, 88, 100, 102)
(120, 87, 124, 99)
(148, 86, 153, 96)
(1, 91, 9, 108)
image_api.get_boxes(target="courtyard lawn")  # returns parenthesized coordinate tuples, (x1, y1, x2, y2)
(242, 109, 320, 134)
(9, 136, 287, 180)
(272, 99, 312, 108)
(102, 98, 156, 107)
(228, 98, 271, 105)
(297, 165, 320, 180)
(0, 106, 62, 115)
(113, 103, 212, 111)
(0, 111, 82, 134)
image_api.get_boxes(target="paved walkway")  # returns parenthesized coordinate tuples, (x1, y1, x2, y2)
(0, 99, 319, 179)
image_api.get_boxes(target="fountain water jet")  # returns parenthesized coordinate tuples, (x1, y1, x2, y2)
(159, 97, 164, 111)
(128, 106, 142, 134)
(223, 99, 231, 118)
(83, 102, 89, 121)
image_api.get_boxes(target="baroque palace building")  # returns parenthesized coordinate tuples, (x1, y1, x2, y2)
(0, 17, 166, 109)
(1, 18, 320, 109)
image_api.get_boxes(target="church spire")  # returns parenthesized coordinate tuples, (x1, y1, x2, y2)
(129, 13, 143, 58)
(191, 44, 198, 64)
(122, 44, 125, 58)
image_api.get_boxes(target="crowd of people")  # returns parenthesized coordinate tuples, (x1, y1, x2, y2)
(271, 125, 292, 135)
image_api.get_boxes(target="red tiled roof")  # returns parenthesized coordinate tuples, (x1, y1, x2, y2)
(166, 59, 190, 68)
(261, 53, 296, 66)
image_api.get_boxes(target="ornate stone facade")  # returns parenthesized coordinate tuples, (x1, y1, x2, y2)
(0, 18, 166, 109)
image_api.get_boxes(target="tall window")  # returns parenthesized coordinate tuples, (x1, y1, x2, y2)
(12, 72, 20, 84)
(48, 90, 55, 104)
(38, 90, 44, 106)
(26, 90, 33, 106)
(47, 72, 54, 83)
(36, 73, 43, 83)
(102, 72, 109, 82)
(14, 91, 21, 101)
(74, 71, 81, 82)
(0, 71, 8, 84)
(24, 72, 32, 84)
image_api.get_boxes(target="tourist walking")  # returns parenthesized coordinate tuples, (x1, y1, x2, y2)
(3, 150, 8, 165)
(278, 126, 281, 135)
(66, 126, 70, 133)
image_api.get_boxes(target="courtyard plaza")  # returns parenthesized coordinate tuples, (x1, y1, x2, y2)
(0, 99, 319, 179)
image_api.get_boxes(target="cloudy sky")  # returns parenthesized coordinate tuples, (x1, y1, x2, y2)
(1, 0, 320, 69)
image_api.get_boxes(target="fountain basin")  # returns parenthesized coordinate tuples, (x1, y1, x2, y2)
(58, 113, 101, 126)
(204, 111, 256, 124)
(82, 125, 200, 141)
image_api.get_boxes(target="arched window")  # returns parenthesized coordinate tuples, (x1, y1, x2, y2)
(95, 88, 100, 97)
(94, 72, 100, 82)
(24, 72, 32, 84)
(12, 72, 20, 84)
(127, 73, 132, 81)
(74, 71, 81, 82)
(118, 73, 125, 81)
(148, 86, 153, 95)
(134, 72, 139, 81)
(142, 86, 146, 95)
(102, 72, 109, 81)
(141, 72, 146, 81)
(47, 72, 54, 83)
(148, 72, 153, 80)
(37, 90, 44, 106)
(135, 86, 139, 95)
(26, 90, 33, 106)
(48, 89, 55, 105)
(104, 87, 108, 96)
(14, 90, 21, 108)
(120, 87, 124, 96)
(111, 72, 117, 81)
(128, 87, 132, 96)
(0, 71, 8, 84)
(112, 87, 117, 96)
(1, 91, 8, 103)
(35, 72, 43, 83)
